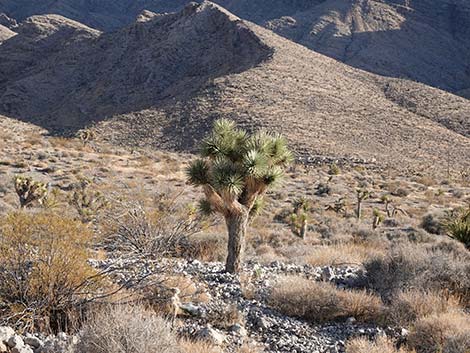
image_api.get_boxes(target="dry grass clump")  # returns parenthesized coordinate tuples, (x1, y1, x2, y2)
(178, 339, 223, 353)
(302, 242, 386, 266)
(364, 242, 470, 304)
(0, 211, 103, 332)
(346, 336, 414, 353)
(387, 290, 460, 326)
(267, 276, 384, 323)
(407, 311, 470, 353)
(184, 233, 227, 262)
(77, 304, 181, 353)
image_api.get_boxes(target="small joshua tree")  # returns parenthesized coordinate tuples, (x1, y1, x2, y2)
(187, 119, 292, 273)
(77, 129, 95, 145)
(372, 208, 384, 229)
(69, 179, 108, 223)
(290, 197, 309, 239)
(14, 175, 48, 208)
(355, 188, 370, 219)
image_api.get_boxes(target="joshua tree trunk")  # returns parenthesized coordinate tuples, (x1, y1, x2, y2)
(225, 210, 249, 273)
(299, 219, 308, 239)
(356, 201, 362, 219)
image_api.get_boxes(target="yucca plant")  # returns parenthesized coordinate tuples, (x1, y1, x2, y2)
(445, 206, 470, 249)
(187, 119, 293, 273)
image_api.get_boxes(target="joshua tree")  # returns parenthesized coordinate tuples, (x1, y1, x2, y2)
(372, 208, 385, 229)
(380, 194, 392, 217)
(355, 188, 370, 219)
(187, 119, 293, 273)
(69, 179, 108, 223)
(14, 175, 48, 208)
(76, 129, 95, 145)
(290, 197, 309, 239)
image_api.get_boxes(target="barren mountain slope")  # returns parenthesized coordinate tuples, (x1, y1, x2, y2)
(1, 0, 469, 97)
(0, 2, 469, 174)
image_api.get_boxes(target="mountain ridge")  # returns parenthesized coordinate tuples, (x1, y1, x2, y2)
(0, 1, 468, 174)
(1, 0, 469, 97)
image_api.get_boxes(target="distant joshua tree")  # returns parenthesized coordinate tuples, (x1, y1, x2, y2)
(187, 119, 293, 273)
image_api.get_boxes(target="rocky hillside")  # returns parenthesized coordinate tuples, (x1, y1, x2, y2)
(0, 2, 468, 174)
(1, 0, 469, 97)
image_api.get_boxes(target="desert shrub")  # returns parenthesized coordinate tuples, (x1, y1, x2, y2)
(76, 304, 180, 353)
(267, 276, 384, 323)
(420, 212, 446, 235)
(346, 336, 413, 353)
(407, 311, 470, 353)
(0, 211, 104, 332)
(103, 196, 201, 258)
(364, 242, 470, 304)
(386, 290, 459, 326)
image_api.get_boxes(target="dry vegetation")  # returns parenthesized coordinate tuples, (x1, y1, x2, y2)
(268, 276, 384, 323)
(0, 117, 468, 352)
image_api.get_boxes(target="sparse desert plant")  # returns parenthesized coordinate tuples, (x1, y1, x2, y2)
(103, 195, 201, 258)
(346, 336, 413, 353)
(267, 276, 384, 323)
(290, 197, 309, 238)
(325, 197, 347, 216)
(372, 208, 385, 229)
(76, 128, 95, 145)
(76, 304, 180, 353)
(355, 188, 370, 219)
(69, 179, 108, 223)
(187, 119, 292, 273)
(444, 206, 470, 249)
(0, 211, 106, 332)
(329, 163, 340, 175)
(14, 175, 48, 208)
(407, 311, 470, 353)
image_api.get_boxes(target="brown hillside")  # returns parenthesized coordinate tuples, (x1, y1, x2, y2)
(0, 2, 468, 175)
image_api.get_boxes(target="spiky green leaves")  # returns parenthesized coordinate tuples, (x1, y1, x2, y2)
(187, 159, 210, 185)
(212, 158, 244, 198)
(201, 119, 248, 161)
(188, 119, 292, 217)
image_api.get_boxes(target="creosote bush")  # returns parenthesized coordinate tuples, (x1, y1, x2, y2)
(76, 304, 180, 353)
(407, 311, 470, 353)
(187, 119, 292, 273)
(0, 211, 103, 332)
(267, 276, 384, 323)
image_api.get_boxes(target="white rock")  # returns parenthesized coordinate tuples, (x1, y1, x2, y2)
(198, 325, 226, 346)
(7, 334, 24, 348)
(0, 327, 15, 343)
(179, 303, 202, 316)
